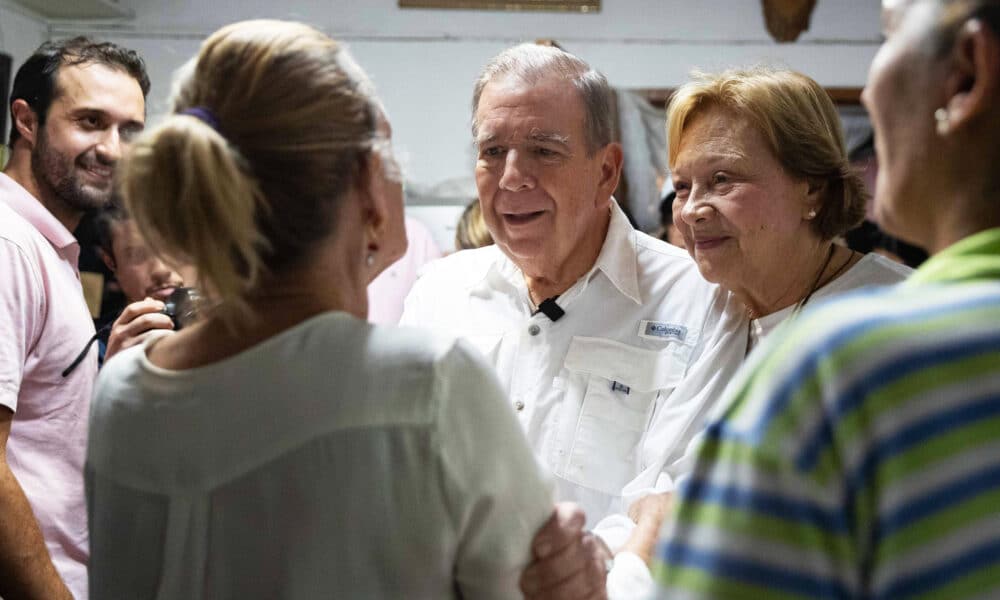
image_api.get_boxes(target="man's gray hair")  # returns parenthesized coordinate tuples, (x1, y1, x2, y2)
(471, 43, 613, 155)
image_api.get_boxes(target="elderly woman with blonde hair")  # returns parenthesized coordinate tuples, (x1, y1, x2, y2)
(668, 66, 912, 350)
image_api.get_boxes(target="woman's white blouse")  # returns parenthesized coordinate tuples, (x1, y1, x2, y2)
(86, 312, 552, 599)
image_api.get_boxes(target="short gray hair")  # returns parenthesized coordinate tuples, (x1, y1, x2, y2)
(471, 43, 613, 155)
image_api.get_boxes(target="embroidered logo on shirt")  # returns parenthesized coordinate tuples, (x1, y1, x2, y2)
(639, 320, 687, 343)
(611, 381, 631, 395)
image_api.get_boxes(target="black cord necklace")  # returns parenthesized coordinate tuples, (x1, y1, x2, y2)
(795, 245, 856, 314)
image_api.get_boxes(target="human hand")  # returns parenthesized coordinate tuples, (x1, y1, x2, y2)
(627, 492, 673, 527)
(104, 298, 174, 361)
(520, 502, 609, 600)
(621, 492, 674, 566)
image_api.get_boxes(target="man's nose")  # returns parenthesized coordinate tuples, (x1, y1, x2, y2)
(95, 128, 123, 164)
(498, 150, 536, 192)
(149, 258, 175, 283)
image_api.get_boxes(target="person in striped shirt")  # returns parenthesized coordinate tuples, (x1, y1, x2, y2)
(654, 0, 1000, 598)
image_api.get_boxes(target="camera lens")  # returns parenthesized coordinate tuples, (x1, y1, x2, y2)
(161, 287, 200, 330)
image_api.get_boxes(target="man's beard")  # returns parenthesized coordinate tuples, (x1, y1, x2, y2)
(31, 128, 113, 214)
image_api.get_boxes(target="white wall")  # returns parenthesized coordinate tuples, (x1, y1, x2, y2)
(44, 0, 882, 196)
(0, 1, 47, 78)
(0, 0, 49, 144)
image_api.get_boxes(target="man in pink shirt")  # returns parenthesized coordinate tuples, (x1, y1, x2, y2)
(0, 38, 148, 599)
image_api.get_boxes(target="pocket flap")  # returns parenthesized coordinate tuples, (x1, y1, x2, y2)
(563, 336, 684, 392)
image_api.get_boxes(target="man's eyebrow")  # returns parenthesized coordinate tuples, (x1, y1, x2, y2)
(528, 130, 570, 146)
(475, 132, 498, 147)
(67, 106, 104, 118)
(475, 130, 571, 148)
(68, 107, 144, 127)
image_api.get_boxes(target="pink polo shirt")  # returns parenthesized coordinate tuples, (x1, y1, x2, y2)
(0, 173, 93, 599)
(367, 217, 442, 325)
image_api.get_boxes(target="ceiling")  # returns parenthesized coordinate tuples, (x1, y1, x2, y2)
(12, 0, 133, 20)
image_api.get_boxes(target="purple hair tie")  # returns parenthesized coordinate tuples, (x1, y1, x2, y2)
(181, 106, 221, 132)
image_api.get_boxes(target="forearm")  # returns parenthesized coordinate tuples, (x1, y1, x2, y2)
(0, 463, 72, 600)
(617, 517, 661, 566)
(619, 491, 674, 567)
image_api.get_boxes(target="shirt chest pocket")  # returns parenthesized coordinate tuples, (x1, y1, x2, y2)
(556, 336, 686, 496)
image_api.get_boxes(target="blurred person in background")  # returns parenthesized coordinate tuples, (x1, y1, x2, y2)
(367, 215, 441, 324)
(86, 202, 200, 364)
(455, 198, 494, 250)
(655, 191, 684, 248)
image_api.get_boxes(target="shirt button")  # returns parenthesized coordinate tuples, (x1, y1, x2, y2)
(528, 324, 541, 336)
(514, 401, 525, 411)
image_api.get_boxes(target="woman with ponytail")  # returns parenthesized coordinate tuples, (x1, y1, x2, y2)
(86, 20, 553, 599)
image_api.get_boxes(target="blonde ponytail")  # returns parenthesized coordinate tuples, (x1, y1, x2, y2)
(118, 20, 382, 330)
(121, 114, 268, 322)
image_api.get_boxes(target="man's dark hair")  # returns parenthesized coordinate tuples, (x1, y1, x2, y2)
(93, 200, 129, 260)
(8, 36, 150, 146)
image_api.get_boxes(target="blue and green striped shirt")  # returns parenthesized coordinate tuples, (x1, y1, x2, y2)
(654, 228, 1000, 599)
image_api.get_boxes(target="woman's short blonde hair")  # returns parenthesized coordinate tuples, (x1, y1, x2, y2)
(666, 66, 865, 240)
(455, 200, 493, 251)
(120, 20, 389, 328)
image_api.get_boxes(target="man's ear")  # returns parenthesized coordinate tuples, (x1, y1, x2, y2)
(942, 18, 1000, 133)
(10, 99, 40, 147)
(596, 142, 624, 207)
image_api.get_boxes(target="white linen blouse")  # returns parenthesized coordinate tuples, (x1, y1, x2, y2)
(86, 312, 552, 599)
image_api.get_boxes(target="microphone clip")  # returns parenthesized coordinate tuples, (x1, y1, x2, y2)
(538, 297, 565, 322)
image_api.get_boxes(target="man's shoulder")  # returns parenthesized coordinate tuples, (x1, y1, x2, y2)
(0, 197, 44, 253)
(628, 230, 723, 305)
(0, 201, 48, 293)
(632, 230, 703, 277)
(633, 229, 694, 261)
(416, 244, 502, 287)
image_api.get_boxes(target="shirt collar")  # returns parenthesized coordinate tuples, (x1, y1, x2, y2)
(0, 172, 79, 257)
(905, 227, 1000, 286)
(473, 199, 642, 306)
(592, 200, 642, 305)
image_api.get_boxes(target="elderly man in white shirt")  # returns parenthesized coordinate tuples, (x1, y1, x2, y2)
(401, 43, 745, 598)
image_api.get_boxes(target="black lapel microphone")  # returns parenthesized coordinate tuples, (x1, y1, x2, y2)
(537, 296, 565, 322)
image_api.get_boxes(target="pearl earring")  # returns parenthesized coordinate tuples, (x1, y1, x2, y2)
(934, 107, 950, 136)
(366, 253, 376, 267)
(807, 209, 817, 219)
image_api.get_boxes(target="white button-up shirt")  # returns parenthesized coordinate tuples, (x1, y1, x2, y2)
(402, 202, 746, 550)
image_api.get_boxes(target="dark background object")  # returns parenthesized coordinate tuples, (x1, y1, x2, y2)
(1, 53, 12, 143)
(844, 220, 928, 269)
